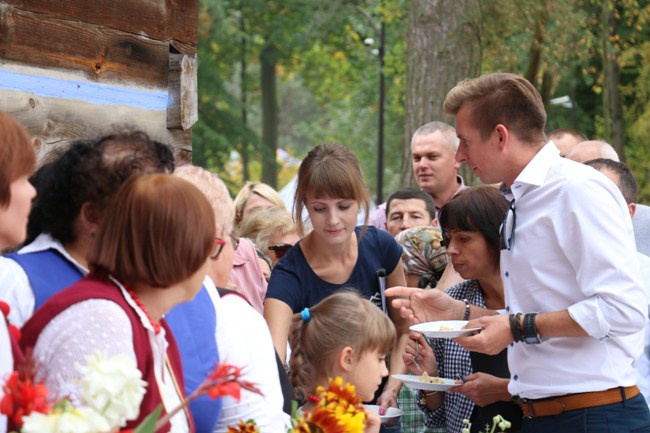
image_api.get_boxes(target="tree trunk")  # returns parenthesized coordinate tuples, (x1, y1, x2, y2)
(525, 3, 548, 87)
(239, 8, 250, 182)
(260, 42, 278, 188)
(601, 0, 624, 159)
(401, 0, 481, 188)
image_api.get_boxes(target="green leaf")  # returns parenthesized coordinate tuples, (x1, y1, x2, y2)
(134, 405, 162, 433)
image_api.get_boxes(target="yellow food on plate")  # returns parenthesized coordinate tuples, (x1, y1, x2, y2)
(437, 325, 455, 331)
(419, 372, 445, 384)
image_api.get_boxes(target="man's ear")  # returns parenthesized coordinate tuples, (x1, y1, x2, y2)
(494, 124, 509, 149)
(629, 202, 637, 219)
(79, 202, 102, 237)
(430, 218, 439, 228)
(337, 346, 355, 372)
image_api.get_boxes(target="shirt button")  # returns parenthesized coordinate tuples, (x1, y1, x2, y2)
(505, 271, 509, 278)
(509, 343, 514, 347)
(513, 374, 519, 381)
(506, 306, 510, 312)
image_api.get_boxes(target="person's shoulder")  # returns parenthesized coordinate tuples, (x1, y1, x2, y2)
(359, 225, 394, 244)
(445, 279, 479, 299)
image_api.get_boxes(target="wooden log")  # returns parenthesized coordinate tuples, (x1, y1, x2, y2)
(0, 87, 192, 164)
(1, 0, 198, 48)
(167, 53, 198, 130)
(0, 5, 170, 87)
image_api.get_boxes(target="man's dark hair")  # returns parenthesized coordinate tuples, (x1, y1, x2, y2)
(27, 131, 175, 244)
(385, 188, 436, 220)
(584, 158, 638, 204)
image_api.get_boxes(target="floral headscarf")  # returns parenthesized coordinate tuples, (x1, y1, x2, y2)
(395, 226, 448, 284)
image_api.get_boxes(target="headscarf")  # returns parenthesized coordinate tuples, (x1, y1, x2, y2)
(395, 226, 448, 286)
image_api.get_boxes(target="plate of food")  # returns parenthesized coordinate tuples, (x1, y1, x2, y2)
(392, 373, 460, 391)
(365, 405, 404, 423)
(409, 320, 480, 338)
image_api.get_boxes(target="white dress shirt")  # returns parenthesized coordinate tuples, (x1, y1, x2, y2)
(204, 277, 290, 433)
(502, 143, 647, 399)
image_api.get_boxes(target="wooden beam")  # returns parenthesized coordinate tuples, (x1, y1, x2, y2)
(0, 5, 170, 87)
(0, 88, 192, 163)
(1, 0, 198, 48)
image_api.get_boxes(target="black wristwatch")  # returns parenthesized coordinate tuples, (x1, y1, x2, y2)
(522, 313, 542, 344)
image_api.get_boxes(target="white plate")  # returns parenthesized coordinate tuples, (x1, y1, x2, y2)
(365, 405, 404, 423)
(410, 320, 481, 338)
(392, 374, 459, 391)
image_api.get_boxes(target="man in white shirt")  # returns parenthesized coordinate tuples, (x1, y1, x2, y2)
(584, 158, 650, 409)
(387, 73, 650, 432)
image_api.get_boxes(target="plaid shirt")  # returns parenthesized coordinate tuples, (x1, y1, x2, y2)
(417, 280, 486, 433)
(399, 385, 446, 433)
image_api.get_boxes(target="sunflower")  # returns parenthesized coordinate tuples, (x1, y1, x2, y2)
(291, 377, 366, 433)
(226, 419, 260, 433)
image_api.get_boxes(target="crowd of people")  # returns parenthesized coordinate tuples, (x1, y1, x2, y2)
(1, 71, 649, 433)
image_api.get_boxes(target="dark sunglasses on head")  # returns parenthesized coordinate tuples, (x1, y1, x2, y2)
(269, 243, 293, 260)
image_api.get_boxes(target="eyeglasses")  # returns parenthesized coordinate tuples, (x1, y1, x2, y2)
(231, 233, 240, 251)
(499, 199, 516, 251)
(268, 243, 293, 260)
(210, 238, 226, 259)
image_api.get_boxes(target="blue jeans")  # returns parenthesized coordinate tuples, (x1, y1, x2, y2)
(522, 393, 650, 433)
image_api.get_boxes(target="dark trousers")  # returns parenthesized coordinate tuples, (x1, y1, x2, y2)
(522, 393, 650, 433)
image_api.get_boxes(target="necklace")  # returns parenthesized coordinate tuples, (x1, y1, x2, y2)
(122, 283, 161, 335)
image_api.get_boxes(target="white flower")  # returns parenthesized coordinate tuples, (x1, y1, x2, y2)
(21, 404, 111, 433)
(76, 351, 147, 428)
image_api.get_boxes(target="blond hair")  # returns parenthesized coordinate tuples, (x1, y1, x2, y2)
(443, 73, 547, 144)
(174, 164, 234, 235)
(236, 207, 297, 253)
(288, 291, 396, 402)
(233, 181, 285, 228)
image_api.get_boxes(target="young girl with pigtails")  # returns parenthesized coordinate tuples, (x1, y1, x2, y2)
(288, 290, 397, 433)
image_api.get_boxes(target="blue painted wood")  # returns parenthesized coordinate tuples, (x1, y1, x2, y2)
(0, 69, 170, 110)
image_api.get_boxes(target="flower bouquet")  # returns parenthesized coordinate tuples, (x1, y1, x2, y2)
(1, 351, 260, 433)
(227, 377, 369, 433)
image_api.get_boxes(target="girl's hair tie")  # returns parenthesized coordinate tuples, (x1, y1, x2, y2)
(301, 307, 311, 322)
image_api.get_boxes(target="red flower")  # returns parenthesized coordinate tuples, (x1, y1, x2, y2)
(154, 361, 262, 432)
(200, 362, 261, 402)
(0, 370, 51, 426)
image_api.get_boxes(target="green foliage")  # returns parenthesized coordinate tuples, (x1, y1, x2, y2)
(195, 0, 650, 202)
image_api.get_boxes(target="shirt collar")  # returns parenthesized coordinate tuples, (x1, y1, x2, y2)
(510, 142, 560, 201)
(18, 233, 89, 275)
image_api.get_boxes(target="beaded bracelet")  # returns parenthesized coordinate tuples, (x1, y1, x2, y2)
(509, 312, 524, 343)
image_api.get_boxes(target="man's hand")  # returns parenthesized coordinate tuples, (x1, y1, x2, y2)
(385, 286, 465, 323)
(454, 314, 512, 355)
(449, 373, 511, 407)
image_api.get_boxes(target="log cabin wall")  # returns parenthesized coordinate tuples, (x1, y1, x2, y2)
(0, 0, 199, 163)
